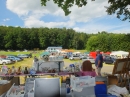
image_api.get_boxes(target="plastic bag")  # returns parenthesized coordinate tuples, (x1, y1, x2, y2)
(108, 85, 129, 97)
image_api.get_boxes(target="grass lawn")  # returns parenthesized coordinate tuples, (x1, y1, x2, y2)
(0, 51, 42, 68)
(0, 50, 112, 69)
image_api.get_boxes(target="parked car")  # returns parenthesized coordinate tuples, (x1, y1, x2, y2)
(82, 56, 95, 64)
(6, 56, 21, 62)
(17, 54, 32, 58)
(103, 56, 116, 64)
(8, 55, 24, 61)
(79, 54, 89, 60)
(0, 58, 11, 65)
(26, 53, 32, 58)
(69, 55, 81, 60)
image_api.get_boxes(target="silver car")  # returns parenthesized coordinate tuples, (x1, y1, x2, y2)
(69, 55, 81, 60)
(82, 56, 95, 64)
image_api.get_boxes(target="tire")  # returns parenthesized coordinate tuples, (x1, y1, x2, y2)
(2, 62, 6, 65)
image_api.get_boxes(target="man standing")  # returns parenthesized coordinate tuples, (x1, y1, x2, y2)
(32, 56, 39, 71)
(95, 50, 103, 76)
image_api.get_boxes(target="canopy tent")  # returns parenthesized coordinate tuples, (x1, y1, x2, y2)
(61, 49, 74, 52)
(110, 51, 129, 58)
(84, 52, 90, 54)
(73, 52, 81, 54)
(40, 51, 50, 56)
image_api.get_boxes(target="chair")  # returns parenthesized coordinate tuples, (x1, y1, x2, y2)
(81, 60, 96, 77)
(82, 60, 93, 71)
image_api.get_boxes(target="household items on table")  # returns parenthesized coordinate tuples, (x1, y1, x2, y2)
(6, 83, 25, 97)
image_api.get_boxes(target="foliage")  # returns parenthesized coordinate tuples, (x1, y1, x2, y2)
(106, 0, 130, 21)
(0, 26, 130, 52)
(41, 0, 94, 16)
(86, 31, 130, 52)
(0, 26, 88, 50)
(41, 0, 130, 21)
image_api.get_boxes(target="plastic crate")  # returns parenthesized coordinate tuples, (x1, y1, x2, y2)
(95, 84, 107, 95)
(72, 86, 96, 97)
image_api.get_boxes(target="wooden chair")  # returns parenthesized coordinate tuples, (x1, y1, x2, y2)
(81, 60, 93, 71)
(108, 58, 128, 87)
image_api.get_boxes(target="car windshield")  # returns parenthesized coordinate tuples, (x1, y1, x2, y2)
(82, 57, 87, 59)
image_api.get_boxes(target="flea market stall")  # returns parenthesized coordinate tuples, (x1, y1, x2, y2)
(1, 51, 130, 97)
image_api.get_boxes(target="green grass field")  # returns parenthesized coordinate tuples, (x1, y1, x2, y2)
(0, 51, 41, 68)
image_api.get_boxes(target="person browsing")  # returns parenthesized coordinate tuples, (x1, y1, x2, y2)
(95, 50, 103, 76)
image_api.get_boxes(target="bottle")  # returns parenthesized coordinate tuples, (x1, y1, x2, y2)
(66, 84, 70, 93)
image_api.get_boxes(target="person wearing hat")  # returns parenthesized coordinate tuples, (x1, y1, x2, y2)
(95, 50, 103, 76)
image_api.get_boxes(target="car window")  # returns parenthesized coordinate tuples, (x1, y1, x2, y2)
(106, 57, 111, 60)
(73, 56, 79, 57)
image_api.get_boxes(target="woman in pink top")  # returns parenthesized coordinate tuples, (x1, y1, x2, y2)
(81, 60, 97, 77)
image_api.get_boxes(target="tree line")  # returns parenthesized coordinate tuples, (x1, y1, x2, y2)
(0, 26, 130, 52)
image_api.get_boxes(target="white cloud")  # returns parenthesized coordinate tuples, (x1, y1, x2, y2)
(6, 0, 109, 27)
(5, 0, 130, 33)
(6, 0, 63, 17)
(24, 17, 75, 28)
(69, 0, 109, 22)
(3, 18, 10, 21)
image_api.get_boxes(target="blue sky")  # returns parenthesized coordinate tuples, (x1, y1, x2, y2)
(0, 0, 130, 33)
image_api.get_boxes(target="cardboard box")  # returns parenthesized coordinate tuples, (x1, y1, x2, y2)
(107, 75, 118, 85)
(0, 80, 12, 96)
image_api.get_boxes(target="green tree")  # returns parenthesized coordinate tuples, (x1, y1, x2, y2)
(41, 0, 130, 21)
(86, 35, 99, 51)
(106, 0, 130, 21)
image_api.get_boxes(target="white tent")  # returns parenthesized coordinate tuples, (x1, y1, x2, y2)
(110, 51, 129, 58)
